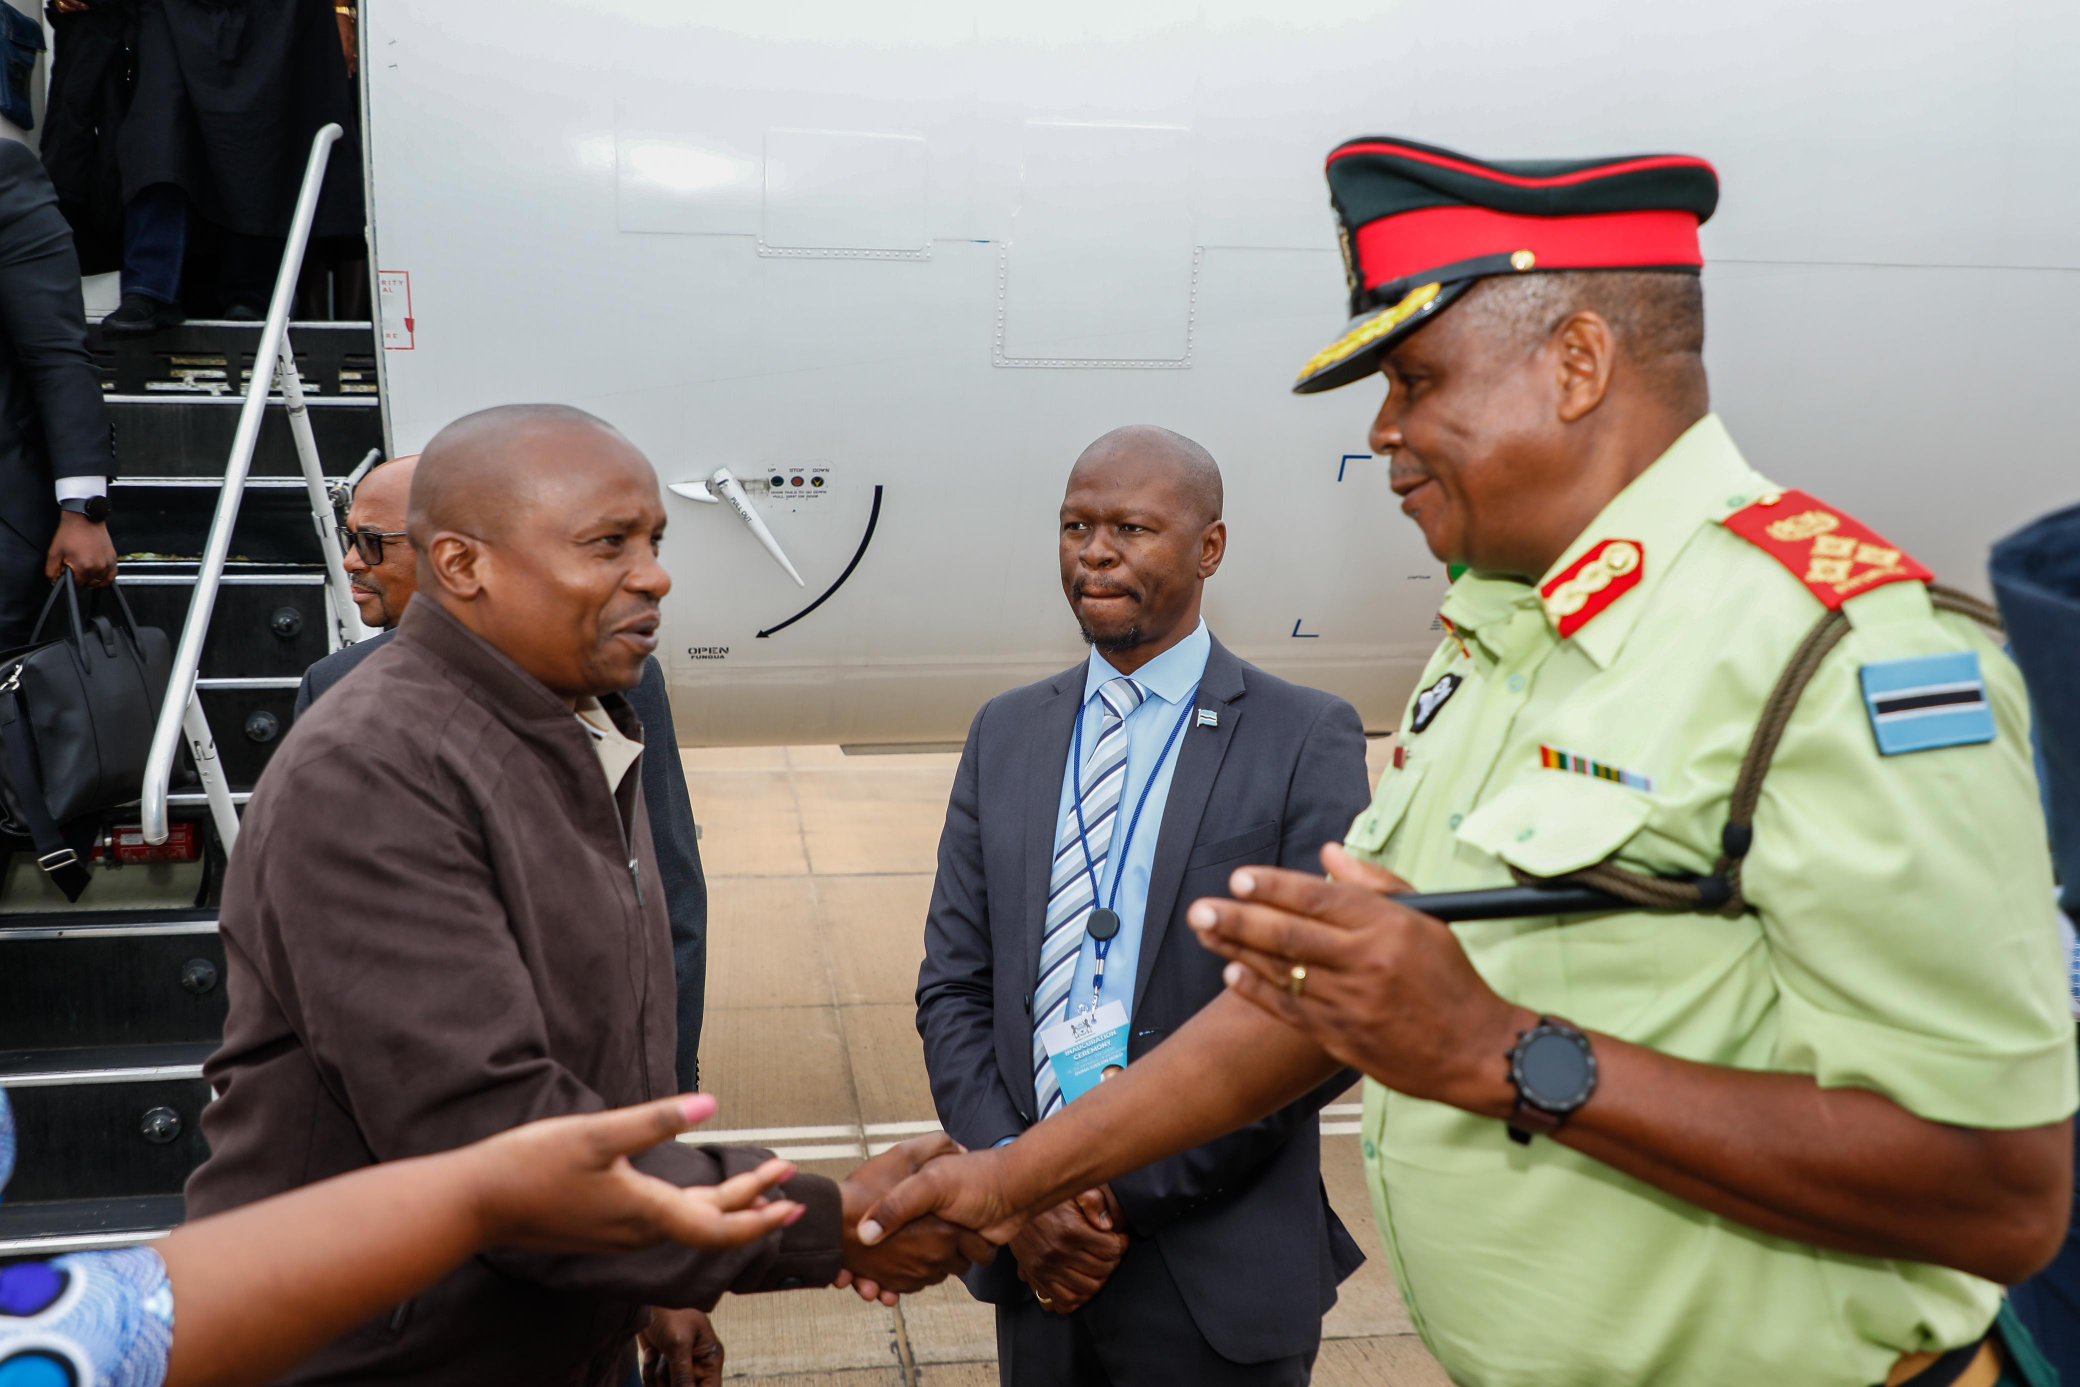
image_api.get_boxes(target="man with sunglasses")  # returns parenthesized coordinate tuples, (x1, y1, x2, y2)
(292, 453, 418, 717)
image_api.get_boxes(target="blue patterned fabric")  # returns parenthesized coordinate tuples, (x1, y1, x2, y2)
(0, 1093, 175, 1386)
(0, 1090, 15, 1195)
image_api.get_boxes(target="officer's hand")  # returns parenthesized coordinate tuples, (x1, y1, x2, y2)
(1187, 843, 1526, 1116)
(46, 513, 117, 587)
(837, 1136, 996, 1304)
(1009, 1186, 1126, 1315)
(857, 1146, 1029, 1258)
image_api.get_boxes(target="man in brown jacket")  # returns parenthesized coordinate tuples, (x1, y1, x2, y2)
(186, 405, 978, 1386)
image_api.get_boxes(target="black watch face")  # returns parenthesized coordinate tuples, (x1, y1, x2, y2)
(84, 495, 110, 522)
(1519, 1031, 1595, 1109)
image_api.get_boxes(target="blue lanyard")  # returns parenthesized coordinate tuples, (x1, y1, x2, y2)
(1067, 684, 1200, 1012)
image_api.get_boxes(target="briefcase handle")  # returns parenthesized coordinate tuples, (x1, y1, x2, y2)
(28, 572, 154, 668)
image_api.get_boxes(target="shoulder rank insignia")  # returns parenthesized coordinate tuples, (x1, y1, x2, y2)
(1540, 539, 1644, 638)
(1859, 652, 1995, 756)
(1721, 490, 1931, 609)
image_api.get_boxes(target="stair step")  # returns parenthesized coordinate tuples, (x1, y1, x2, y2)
(111, 482, 326, 566)
(118, 566, 326, 585)
(0, 909, 219, 939)
(0, 932, 226, 1050)
(0, 1194, 185, 1257)
(87, 318, 377, 397)
(197, 685, 298, 788)
(168, 790, 251, 808)
(115, 475, 317, 489)
(196, 676, 303, 691)
(2, 1075, 212, 1203)
(0, 1042, 214, 1087)
(124, 579, 331, 681)
(108, 395, 382, 482)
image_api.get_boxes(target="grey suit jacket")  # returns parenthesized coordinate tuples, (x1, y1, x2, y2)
(917, 635, 1370, 1364)
(298, 638, 709, 1090)
(0, 139, 114, 551)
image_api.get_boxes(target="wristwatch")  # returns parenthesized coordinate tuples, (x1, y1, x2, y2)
(59, 495, 110, 523)
(1504, 1015, 1597, 1146)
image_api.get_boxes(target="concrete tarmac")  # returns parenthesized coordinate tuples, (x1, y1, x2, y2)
(684, 740, 1447, 1386)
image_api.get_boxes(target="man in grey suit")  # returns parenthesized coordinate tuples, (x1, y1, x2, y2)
(296, 452, 709, 1093)
(1, 139, 117, 649)
(917, 426, 1370, 1387)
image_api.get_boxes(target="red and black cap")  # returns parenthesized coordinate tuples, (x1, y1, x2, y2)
(1294, 137, 1719, 394)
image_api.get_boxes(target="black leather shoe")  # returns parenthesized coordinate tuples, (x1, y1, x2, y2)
(220, 302, 264, 322)
(102, 294, 187, 336)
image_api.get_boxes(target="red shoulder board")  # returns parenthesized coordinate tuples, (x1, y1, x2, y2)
(1540, 538, 1644, 638)
(1720, 491, 1931, 610)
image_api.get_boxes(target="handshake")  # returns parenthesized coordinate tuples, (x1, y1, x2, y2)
(835, 1133, 1120, 1316)
(829, 1132, 1031, 1303)
(460, 1095, 1065, 1304)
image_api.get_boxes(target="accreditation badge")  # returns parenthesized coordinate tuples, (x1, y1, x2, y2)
(1039, 1000, 1130, 1105)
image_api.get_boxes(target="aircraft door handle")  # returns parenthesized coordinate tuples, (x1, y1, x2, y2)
(669, 466, 807, 587)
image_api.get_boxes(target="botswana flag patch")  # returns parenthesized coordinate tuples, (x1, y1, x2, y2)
(1858, 652, 1996, 756)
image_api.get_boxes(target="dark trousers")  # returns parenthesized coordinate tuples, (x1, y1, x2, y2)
(994, 1239, 1316, 1387)
(123, 183, 188, 305)
(0, 519, 49, 652)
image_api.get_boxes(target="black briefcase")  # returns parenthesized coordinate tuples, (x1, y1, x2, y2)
(0, 574, 173, 900)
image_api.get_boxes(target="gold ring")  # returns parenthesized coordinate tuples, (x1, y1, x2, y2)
(1287, 964, 1308, 999)
(1035, 1293, 1055, 1307)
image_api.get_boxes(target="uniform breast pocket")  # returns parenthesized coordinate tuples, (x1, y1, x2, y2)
(1453, 769, 1717, 1036)
(1183, 820, 1279, 872)
(1455, 768, 1656, 878)
(1344, 760, 1428, 860)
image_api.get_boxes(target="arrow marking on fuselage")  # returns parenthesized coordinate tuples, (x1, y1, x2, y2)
(755, 484, 885, 639)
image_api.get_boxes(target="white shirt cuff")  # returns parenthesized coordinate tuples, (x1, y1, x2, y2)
(55, 476, 109, 503)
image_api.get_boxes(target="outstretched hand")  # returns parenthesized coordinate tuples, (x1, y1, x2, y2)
(1186, 843, 1524, 1114)
(470, 1094, 806, 1253)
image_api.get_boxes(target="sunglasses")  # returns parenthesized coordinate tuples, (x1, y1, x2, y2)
(337, 526, 409, 566)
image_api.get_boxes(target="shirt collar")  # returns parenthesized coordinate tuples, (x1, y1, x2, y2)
(1440, 414, 1770, 670)
(574, 696, 645, 791)
(1084, 618, 1212, 709)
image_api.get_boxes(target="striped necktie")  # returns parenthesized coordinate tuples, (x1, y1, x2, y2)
(1032, 675, 1145, 1119)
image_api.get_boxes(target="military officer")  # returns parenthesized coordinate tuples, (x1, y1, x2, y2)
(856, 136, 2077, 1387)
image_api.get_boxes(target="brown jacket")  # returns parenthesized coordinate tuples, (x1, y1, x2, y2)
(187, 599, 842, 1386)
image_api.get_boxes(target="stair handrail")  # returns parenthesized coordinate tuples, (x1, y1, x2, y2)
(141, 123, 344, 846)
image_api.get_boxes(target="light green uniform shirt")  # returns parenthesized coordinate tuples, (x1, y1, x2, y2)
(1344, 415, 2076, 1387)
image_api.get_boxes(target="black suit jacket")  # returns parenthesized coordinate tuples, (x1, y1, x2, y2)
(298, 638, 709, 1090)
(917, 635, 1370, 1364)
(0, 139, 113, 552)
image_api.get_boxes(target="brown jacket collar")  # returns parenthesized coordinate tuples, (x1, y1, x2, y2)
(393, 596, 644, 743)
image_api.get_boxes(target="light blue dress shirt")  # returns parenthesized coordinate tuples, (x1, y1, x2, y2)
(1050, 620, 1212, 1026)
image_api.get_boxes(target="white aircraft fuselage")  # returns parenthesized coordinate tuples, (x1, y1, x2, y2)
(362, 0, 2080, 746)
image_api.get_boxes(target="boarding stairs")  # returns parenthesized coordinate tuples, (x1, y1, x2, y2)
(0, 129, 378, 1257)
